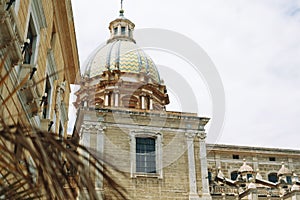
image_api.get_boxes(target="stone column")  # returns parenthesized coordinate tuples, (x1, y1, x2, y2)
(253, 157, 259, 171)
(95, 124, 105, 188)
(130, 133, 136, 178)
(141, 96, 145, 109)
(114, 92, 119, 107)
(104, 92, 109, 106)
(185, 132, 200, 200)
(149, 97, 153, 110)
(117, 25, 121, 35)
(198, 132, 212, 200)
(156, 133, 163, 179)
(80, 124, 91, 168)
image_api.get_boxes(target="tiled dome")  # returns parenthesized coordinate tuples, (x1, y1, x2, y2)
(84, 40, 160, 83)
(84, 10, 161, 84)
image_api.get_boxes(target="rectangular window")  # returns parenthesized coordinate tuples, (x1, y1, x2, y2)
(24, 16, 37, 64)
(114, 27, 118, 35)
(121, 27, 126, 35)
(233, 155, 239, 159)
(269, 157, 276, 161)
(136, 138, 156, 173)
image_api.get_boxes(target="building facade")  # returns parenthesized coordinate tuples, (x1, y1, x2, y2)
(207, 144, 300, 199)
(73, 7, 300, 200)
(0, 0, 79, 139)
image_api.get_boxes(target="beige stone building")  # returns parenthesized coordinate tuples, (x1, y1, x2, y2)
(0, 0, 79, 138)
(207, 144, 300, 199)
(73, 7, 300, 200)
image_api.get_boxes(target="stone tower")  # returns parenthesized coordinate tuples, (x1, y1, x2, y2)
(74, 8, 211, 200)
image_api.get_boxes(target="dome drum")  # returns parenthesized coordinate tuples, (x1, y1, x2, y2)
(75, 70, 169, 111)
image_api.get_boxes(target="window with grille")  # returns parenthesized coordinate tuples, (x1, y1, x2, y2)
(136, 138, 156, 173)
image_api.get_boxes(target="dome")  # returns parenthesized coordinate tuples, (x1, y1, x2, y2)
(84, 40, 161, 83)
(238, 159, 254, 173)
(84, 10, 161, 84)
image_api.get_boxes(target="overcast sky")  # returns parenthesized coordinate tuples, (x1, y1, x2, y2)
(70, 0, 300, 150)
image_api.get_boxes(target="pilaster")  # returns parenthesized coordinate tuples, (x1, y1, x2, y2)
(185, 132, 201, 200)
(197, 132, 212, 200)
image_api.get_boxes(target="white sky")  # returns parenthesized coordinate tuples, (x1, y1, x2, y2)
(70, 0, 300, 150)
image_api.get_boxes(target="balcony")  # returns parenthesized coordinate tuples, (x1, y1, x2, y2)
(0, 1, 23, 64)
(18, 64, 39, 117)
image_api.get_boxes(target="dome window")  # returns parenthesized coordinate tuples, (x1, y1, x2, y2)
(114, 27, 118, 35)
(121, 27, 126, 35)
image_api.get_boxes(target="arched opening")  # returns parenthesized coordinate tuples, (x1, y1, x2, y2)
(231, 171, 238, 181)
(268, 173, 278, 183)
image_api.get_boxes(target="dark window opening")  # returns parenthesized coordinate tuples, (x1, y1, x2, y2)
(59, 122, 63, 139)
(247, 174, 253, 180)
(269, 157, 276, 161)
(136, 138, 156, 173)
(233, 155, 239, 159)
(121, 27, 126, 35)
(268, 173, 278, 183)
(146, 96, 151, 110)
(208, 171, 212, 183)
(42, 76, 51, 119)
(114, 27, 118, 35)
(287, 176, 292, 184)
(231, 171, 238, 181)
(24, 16, 37, 64)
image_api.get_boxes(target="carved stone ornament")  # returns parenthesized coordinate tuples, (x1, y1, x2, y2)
(197, 131, 207, 140)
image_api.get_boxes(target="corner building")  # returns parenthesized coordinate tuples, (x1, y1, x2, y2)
(0, 0, 79, 138)
(74, 9, 300, 200)
(74, 9, 212, 200)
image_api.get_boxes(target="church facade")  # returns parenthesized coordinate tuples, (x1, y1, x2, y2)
(73, 7, 300, 200)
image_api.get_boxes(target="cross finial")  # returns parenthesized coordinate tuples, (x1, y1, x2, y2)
(119, 0, 124, 16)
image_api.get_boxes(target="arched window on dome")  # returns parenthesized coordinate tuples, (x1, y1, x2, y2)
(268, 173, 278, 183)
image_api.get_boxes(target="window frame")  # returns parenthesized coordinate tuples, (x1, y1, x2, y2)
(130, 131, 162, 179)
(136, 138, 156, 173)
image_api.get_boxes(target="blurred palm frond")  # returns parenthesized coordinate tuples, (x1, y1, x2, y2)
(0, 119, 128, 199)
